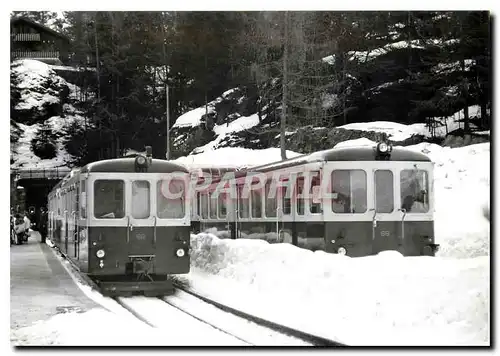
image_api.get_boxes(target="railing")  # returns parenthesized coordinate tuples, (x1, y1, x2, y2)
(13, 33, 41, 41)
(11, 167, 71, 180)
(11, 51, 60, 59)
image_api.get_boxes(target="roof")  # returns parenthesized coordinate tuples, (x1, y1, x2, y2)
(243, 145, 432, 174)
(11, 17, 70, 42)
(80, 157, 189, 174)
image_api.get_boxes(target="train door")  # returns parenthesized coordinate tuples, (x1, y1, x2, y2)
(64, 191, 69, 253)
(127, 179, 155, 255)
(372, 169, 400, 254)
(73, 184, 79, 258)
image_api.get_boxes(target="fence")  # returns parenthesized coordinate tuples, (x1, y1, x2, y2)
(13, 33, 41, 41)
(11, 51, 60, 60)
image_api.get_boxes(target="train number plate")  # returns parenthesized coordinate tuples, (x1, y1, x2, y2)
(380, 230, 390, 237)
(136, 233, 146, 240)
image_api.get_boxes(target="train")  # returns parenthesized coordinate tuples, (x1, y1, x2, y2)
(189, 142, 440, 257)
(47, 147, 191, 296)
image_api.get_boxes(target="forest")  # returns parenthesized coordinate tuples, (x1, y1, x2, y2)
(10, 11, 491, 165)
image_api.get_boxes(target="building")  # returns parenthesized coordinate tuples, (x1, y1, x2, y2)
(10, 17, 71, 65)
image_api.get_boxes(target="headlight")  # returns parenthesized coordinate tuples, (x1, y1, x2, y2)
(337, 247, 347, 255)
(378, 142, 388, 153)
(137, 156, 146, 165)
(96, 249, 105, 258)
(176, 248, 185, 257)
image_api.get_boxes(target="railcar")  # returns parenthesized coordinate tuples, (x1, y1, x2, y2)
(47, 147, 191, 296)
(190, 142, 439, 257)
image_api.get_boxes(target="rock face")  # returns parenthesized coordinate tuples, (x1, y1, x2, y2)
(10, 59, 90, 170)
(10, 60, 73, 125)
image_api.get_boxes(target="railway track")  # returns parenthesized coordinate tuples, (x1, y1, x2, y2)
(169, 284, 346, 347)
(49, 240, 346, 346)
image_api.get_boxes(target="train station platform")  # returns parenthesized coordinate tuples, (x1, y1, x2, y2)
(10, 231, 101, 337)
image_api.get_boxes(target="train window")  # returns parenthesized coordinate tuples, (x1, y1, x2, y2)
(209, 192, 218, 219)
(251, 186, 262, 218)
(201, 193, 209, 219)
(296, 177, 304, 215)
(281, 177, 291, 215)
(196, 192, 201, 217)
(238, 185, 249, 218)
(80, 181, 87, 218)
(132, 180, 150, 219)
(400, 170, 430, 213)
(94, 180, 125, 219)
(265, 181, 277, 218)
(331, 170, 367, 214)
(218, 192, 227, 218)
(309, 171, 322, 214)
(375, 170, 394, 213)
(157, 179, 185, 219)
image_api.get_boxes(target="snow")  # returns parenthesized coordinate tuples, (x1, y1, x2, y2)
(191, 114, 261, 153)
(338, 121, 430, 141)
(172, 88, 240, 129)
(11, 59, 92, 170)
(11, 59, 80, 111)
(11, 115, 86, 170)
(337, 108, 483, 142)
(175, 147, 302, 169)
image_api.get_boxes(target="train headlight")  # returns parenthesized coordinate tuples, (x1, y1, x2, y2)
(96, 249, 105, 258)
(337, 247, 347, 255)
(176, 248, 185, 257)
(377, 142, 389, 153)
(136, 155, 147, 166)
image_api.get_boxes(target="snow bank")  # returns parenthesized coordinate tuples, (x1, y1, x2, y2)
(187, 233, 489, 346)
(405, 142, 490, 258)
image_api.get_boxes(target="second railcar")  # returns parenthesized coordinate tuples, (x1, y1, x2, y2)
(190, 142, 439, 257)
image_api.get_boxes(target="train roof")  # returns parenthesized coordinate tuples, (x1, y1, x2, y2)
(48, 158, 189, 197)
(80, 157, 189, 174)
(243, 145, 431, 173)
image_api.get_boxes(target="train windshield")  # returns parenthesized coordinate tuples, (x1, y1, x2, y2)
(157, 179, 185, 219)
(375, 170, 394, 213)
(400, 169, 430, 213)
(94, 180, 125, 219)
(132, 180, 150, 219)
(331, 170, 367, 214)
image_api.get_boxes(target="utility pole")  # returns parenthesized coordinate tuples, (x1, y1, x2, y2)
(161, 13, 170, 160)
(280, 11, 289, 161)
(166, 82, 170, 160)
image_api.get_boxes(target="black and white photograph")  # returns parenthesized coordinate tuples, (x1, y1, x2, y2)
(8, 8, 491, 347)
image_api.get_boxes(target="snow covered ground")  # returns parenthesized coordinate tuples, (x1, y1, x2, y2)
(337, 105, 484, 141)
(11, 135, 490, 346)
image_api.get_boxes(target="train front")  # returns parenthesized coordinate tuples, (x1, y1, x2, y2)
(84, 149, 191, 296)
(322, 142, 439, 257)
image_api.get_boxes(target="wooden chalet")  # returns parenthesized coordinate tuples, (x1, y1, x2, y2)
(10, 17, 71, 65)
